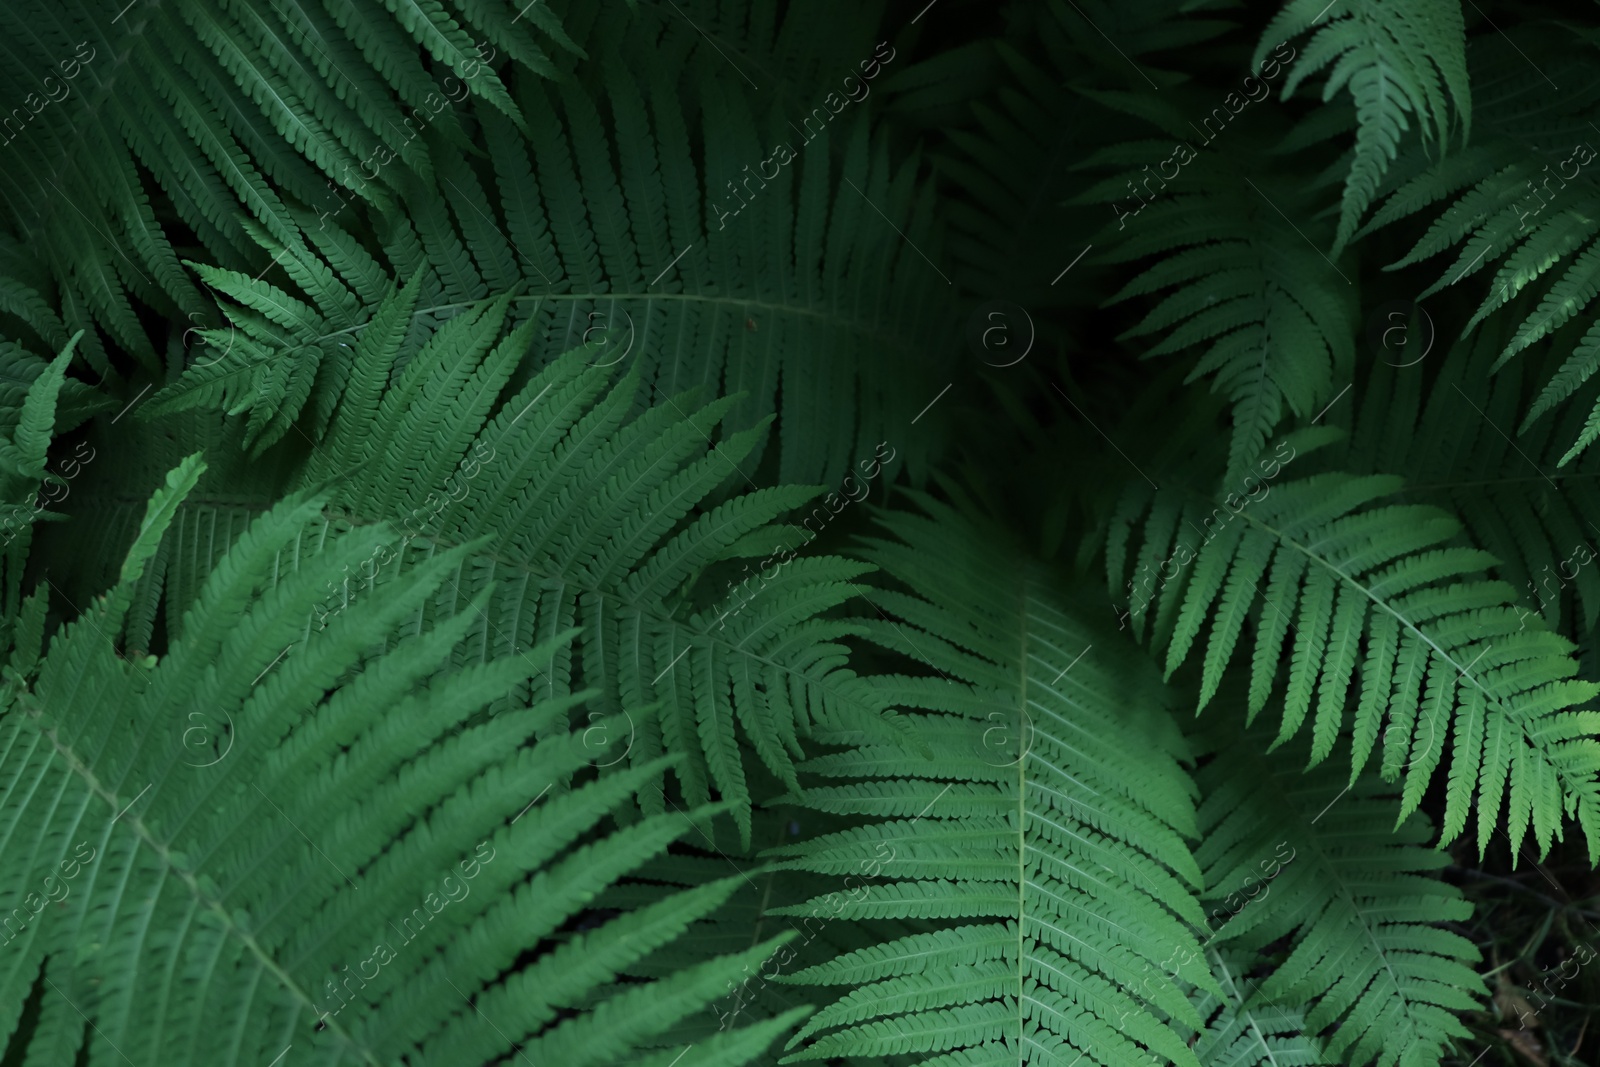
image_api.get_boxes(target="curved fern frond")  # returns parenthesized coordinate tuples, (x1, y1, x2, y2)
(1194, 719, 1481, 1067)
(121, 4, 952, 484)
(77, 291, 913, 847)
(1361, 27, 1600, 460)
(0, 455, 801, 1066)
(1340, 322, 1600, 637)
(769, 492, 1214, 1067)
(1109, 449, 1600, 861)
(1255, 0, 1471, 253)
(1082, 162, 1357, 484)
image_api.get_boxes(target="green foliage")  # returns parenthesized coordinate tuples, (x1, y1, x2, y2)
(770, 494, 1213, 1067)
(1358, 27, 1600, 460)
(1195, 720, 1481, 1067)
(0, 459, 792, 1066)
(2, 0, 1598, 1064)
(1109, 435, 1600, 859)
(1258, 0, 1471, 253)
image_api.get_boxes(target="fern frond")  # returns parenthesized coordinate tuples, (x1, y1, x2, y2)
(147, 13, 955, 486)
(0, 459, 800, 1066)
(1339, 321, 1600, 639)
(88, 296, 914, 847)
(1084, 161, 1356, 485)
(1256, 0, 1470, 252)
(1186, 949, 1329, 1067)
(1111, 444, 1600, 861)
(1194, 719, 1481, 1067)
(1362, 27, 1600, 459)
(770, 493, 1213, 1067)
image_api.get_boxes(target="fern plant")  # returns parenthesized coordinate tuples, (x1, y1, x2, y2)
(55, 283, 913, 848)
(4, 0, 1600, 1064)
(0, 452, 805, 1065)
(768, 493, 1215, 1067)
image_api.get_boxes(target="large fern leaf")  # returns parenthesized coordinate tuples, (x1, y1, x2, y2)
(768, 492, 1215, 1067)
(1108, 439, 1600, 861)
(0, 455, 802, 1066)
(63, 289, 913, 848)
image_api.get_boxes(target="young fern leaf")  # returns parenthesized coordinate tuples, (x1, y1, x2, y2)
(1112, 460, 1600, 861)
(1255, 0, 1471, 253)
(1195, 719, 1482, 1067)
(769, 493, 1214, 1067)
(0, 459, 799, 1066)
(1081, 163, 1356, 485)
